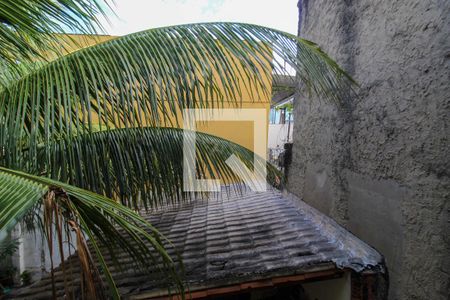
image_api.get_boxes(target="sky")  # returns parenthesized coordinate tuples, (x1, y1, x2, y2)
(101, 0, 299, 36)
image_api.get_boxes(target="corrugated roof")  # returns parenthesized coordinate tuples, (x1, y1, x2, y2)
(11, 188, 384, 299)
(272, 75, 296, 105)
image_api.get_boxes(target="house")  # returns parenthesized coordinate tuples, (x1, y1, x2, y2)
(11, 188, 386, 299)
(268, 75, 295, 168)
(268, 96, 294, 164)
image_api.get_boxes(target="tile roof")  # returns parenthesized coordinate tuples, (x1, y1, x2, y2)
(12, 188, 384, 299)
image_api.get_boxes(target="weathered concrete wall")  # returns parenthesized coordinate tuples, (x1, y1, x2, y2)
(289, 1, 450, 299)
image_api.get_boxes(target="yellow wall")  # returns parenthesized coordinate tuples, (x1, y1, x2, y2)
(48, 34, 272, 152)
(46, 34, 117, 60)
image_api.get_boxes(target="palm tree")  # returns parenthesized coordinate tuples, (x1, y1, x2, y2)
(0, 0, 355, 298)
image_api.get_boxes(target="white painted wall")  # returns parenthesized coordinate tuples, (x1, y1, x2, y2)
(10, 223, 76, 283)
(268, 123, 293, 149)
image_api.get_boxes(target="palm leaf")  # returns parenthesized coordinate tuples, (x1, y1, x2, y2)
(0, 166, 184, 299)
(0, 0, 110, 70)
(33, 127, 281, 208)
(0, 22, 355, 172)
(0, 167, 46, 230)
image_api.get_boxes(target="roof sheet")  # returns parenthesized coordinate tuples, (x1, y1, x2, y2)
(12, 188, 383, 299)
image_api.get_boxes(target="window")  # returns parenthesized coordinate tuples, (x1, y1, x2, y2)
(269, 108, 277, 124)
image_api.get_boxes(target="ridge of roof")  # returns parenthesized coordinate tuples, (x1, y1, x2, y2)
(282, 190, 384, 272)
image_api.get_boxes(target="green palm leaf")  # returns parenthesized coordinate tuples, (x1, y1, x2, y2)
(0, 167, 46, 230)
(0, 166, 184, 299)
(0, 22, 355, 172)
(36, 127, 281, 208)
(0, 0, 110, 69)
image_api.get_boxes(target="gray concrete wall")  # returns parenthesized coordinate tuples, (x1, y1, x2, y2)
(289, 1, 449, 299)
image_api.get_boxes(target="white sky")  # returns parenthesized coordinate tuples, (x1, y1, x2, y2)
(101, 0, 298, 36)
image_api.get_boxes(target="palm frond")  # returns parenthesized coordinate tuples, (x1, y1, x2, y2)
(0, 167, 47, 230)
(0, 237, 19, 261)
(35, 127, 280, 208)
(0, 166, 184, 299)
(0, 22, 356, 172)
(0, 0, 110, 68)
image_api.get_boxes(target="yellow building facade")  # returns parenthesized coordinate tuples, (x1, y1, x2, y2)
(51, 34, 272, 152)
